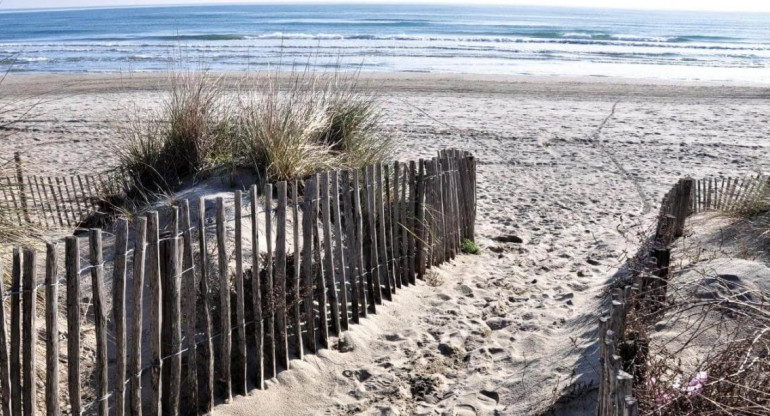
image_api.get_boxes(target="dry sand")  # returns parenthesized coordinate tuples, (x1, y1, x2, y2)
(1, 72, 769, 415)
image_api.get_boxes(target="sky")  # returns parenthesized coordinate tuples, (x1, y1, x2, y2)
(1, 0, 769, 13)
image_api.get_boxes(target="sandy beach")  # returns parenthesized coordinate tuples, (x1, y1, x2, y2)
(2, 72, 769, 415)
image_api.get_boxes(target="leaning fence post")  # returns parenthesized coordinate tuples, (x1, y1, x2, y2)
(13, 153, 30, 223)
(21, 249, 37, 416)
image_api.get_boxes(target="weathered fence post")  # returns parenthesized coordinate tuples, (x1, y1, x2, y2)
(216, 197, 232, 401)
(180, 200, 198, 412)
(416, 160, 427, 279)
(385, 164, 399, 290)
(311, 174, 330, 348)
(275, 181, 290, 370)
(65, 237, 81, 416)
(264, 183, 276, 377)
(320, 172, 341, 336)
(147, 211, 162, 416)
(197, 198, 214, 412)
(233, 191, 248, 393)
(365, 165, 382, 306)
(13, 153, 30, 223)
(113, 219, 128, 416)
(376, 164, 393, 300)
(352, 169, 369, 315)
(342, 170, 361, 323)
(130, 218, 146, 416)
(674, 179, 693, 237)
(407, 161, 417, 285)
(5, 177, 22, 225)
(301, 177, 317, 353)
(331, 171, 350, 330)
(0, 258, 11, 416)
(292, 180, 304, 358)
(161, 216, 181, 414)
(250, 185, 265, 389)
(598, 315, 608, 416)
(392, 162, 403, 289)
(21, 249, 36, 416)
(89, 229, 109, 416)
(9, 249, 21, 416)
(400, 165, 409, 287)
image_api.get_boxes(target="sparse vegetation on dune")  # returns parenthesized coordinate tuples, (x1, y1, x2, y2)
(627, 184, 770, 416)
(117, 68, 390, 202)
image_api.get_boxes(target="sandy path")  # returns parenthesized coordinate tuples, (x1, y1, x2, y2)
(2, 73, 769, 414)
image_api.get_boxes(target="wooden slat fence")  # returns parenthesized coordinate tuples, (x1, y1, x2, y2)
(597, 174, 768, 416)
(0, 149, 477, 415)
(0, 152, 122, 229)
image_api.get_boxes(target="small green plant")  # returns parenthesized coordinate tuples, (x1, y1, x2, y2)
(461, 238, 480, 254)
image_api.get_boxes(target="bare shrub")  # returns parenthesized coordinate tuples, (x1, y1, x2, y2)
(625, 250, 770, 415)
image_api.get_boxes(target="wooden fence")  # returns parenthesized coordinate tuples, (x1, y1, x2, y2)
(0, 152, 119, 229)
(0, 149, 477, 415)
(596, 174, 768, 416)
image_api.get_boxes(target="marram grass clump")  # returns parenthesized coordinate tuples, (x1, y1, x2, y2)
(118, 71, 234, 197)
(461, 238, 480, 254)
(117, 69, 390, 201)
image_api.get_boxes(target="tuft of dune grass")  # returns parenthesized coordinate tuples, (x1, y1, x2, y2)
(117, 67, 391, 201)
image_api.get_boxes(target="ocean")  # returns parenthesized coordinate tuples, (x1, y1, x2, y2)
(1, 3, 769, 82)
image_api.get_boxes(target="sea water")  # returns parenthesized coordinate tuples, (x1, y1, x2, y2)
(1, 4, 769, 82)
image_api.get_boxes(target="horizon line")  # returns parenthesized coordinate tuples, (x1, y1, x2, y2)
(1, 2, 769, 14)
